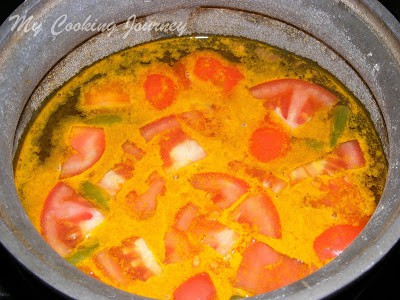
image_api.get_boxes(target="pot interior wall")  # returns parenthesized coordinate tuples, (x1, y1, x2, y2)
(1, 1, 400, 300)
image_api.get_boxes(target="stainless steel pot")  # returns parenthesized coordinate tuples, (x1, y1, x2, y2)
(0, 1, 399, 299)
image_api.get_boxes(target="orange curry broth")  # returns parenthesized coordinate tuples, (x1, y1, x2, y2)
(14, 36, 387, 299)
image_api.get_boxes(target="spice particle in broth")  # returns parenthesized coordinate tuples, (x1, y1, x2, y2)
(14, 36, 387, 299)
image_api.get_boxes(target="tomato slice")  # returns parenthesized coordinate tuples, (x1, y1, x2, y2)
(160, 129, 207, 171)
(60, 126, 105, 179)
(235, 240, 310, 294)
(41, 182, 105, 257)
(231, 193, 281, 238)
(144, 73, 176, 110)
(122, 140, 145, 160)
(191, 216, 239, 256)
(98, 160, 134, 197)
(139, 115, 182, 142)
(84, 81, 130, 107)
(314, 224, 365, 261)
(94, 236, 162, 283)
(126, 171, 166, 219)
(250, 78, 338, 128)
(194, 56, 244, 93)
(173, 273, 217, 300)
(250, 125, 291, 162)
(290, 140, 366, 184)
(190, 172, 249, 209)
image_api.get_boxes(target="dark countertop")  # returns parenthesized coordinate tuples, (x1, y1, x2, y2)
(1, 0, 399, 299)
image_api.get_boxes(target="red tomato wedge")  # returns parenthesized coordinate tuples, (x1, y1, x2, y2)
(60, 126, 105, 179)
(84, 81, 130, 107)
(334, 139, 366, 169)
(250, 125, 291, 162)
(160, 129, 207, 171)
(173, 273, 217, 300)
(250, 79, 338, 128)
(194, 56, 244, 93)
(191, 217, 239, 256)
(190, 172, 249, 209)
(94, 236, 162, 283)
(122, 141, 145, 161)
(139, 115, 181, 142)
(231, 193, 281, 238)
(290, 140, 366, 184)
(235, 240, 310, 295)
(144, 73, 176, 110)
(314, 224, 365, 261)
(41, 182, 104, 257)
(126, 172, 166, 219)
(98, 160, 134, 197)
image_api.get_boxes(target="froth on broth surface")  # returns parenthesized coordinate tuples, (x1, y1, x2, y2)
(14, 36, 387, 299)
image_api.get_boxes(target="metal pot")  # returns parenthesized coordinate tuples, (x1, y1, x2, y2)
(0, 1, 399, 299)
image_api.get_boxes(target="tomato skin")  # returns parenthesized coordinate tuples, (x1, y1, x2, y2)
(164, 203, 200, 264)
(84, 81, 130, 107)
(250, 78, 337, 128)
(144, 73, 176, 110)
(126, 171, 166, 219)
(41, 182, 104, 257)
(229, 160, 287, 193)
(174, 203, 200, 232)
(190, 172, 249, 209)
(314, 224, 365, 261)
(173, 273, 217, 300)
(231, 193, 282, 238)
(194, 56, 243, 93)
(164, 228, 197, 264)
(60, 126, 105, 179)
(235, 240, 310, 294)
(250, 125, 291, 162)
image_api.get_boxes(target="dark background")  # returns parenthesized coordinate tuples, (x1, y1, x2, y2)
(1, 0, 399, 299)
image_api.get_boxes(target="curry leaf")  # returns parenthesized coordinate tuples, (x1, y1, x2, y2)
(330, 105, 350, 147)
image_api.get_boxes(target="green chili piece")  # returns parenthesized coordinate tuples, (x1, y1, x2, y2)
(67, 242, 100, 265)
(330, 105, 350, 147)
(305, 138, 324, 150)
(81, 181, 109, 210)
(86, 115, 122, 125)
